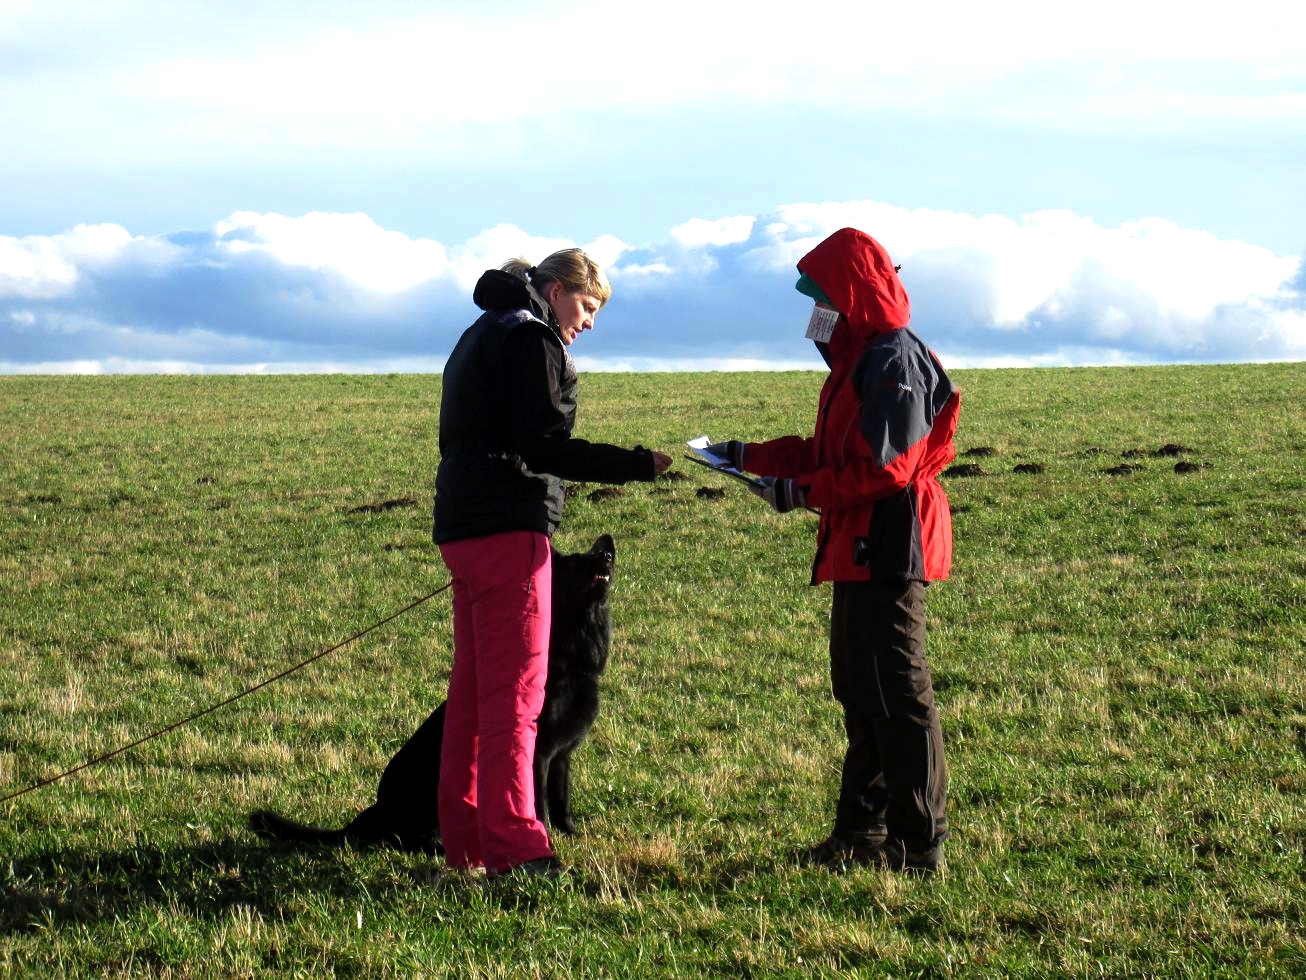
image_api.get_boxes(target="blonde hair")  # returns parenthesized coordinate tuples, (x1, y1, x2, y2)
(501, 248, 612, 308)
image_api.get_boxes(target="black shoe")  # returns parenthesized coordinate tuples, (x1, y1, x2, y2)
(858, 839, 944, 876)
(799, 835, 943, 875)
(795, 833, 884, 869)
(488, 856, 565, 881)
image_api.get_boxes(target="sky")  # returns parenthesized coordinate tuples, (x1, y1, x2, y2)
(2, 0, 1304, 373)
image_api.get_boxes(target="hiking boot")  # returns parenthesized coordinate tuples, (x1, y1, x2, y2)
(799, 835, 943, 875)
(859, 838, 944, 876)
(795, 832, 885, 869)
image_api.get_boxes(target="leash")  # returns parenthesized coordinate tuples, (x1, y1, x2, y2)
(0, 581, 452, 807)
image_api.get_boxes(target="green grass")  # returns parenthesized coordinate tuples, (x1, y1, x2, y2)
(1, 363, 1303, 978)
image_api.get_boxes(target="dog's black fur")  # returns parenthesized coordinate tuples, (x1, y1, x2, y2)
(249, 533, 616, 854)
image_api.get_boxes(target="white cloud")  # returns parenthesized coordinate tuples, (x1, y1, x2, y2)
(0, 224, 135, 298)
(752, 201, 1304, 358)
(1258, 63, 1306, 81)
(8, 2, 1303, 160)
(215, 211, 449, 294)
(609, 261, 675, 284)
(184, 213, 630, 299)
(670, 217, 756, 249)
(2, 202, 1302, 373)
(576, 235, 632, 272)
(443, 225, 631, 291)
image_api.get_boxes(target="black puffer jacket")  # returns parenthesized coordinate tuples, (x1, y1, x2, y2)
(433, 270, 655, 544)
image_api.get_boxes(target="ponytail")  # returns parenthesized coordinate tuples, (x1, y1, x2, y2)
(500, 257, 536, 283)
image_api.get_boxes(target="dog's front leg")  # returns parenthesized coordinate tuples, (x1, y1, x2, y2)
(532, 749, 554, 832)
(548, 752, 576, 835)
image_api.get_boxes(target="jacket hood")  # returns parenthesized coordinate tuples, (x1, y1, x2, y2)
(796, 228, 910, 357)
(472, 269, 551, 323)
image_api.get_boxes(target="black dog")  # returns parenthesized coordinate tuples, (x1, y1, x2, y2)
(249, 533, 616, 854)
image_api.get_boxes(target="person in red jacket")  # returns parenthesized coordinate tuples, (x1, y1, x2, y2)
(708, 227, 959, 874)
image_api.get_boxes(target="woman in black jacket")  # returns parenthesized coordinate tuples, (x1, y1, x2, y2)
(433, 248, 671, 879)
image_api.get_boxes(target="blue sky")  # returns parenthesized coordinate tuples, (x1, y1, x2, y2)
(2, 0, 1303, 373)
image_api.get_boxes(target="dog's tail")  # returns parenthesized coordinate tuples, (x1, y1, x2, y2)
(248, 809, 350, 847)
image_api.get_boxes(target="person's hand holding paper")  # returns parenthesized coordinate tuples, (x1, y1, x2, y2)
(703, 440, 746, 470)
(685, 436, 763, 487)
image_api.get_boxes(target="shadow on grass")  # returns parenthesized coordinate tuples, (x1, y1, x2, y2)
(1, 834, 395, 934)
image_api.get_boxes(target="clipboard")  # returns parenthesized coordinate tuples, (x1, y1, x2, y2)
(682, 453, 765, 488)
(684, 436, 819, 514)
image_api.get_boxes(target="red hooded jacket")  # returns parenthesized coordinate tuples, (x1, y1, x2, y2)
(745, 228, 960, 584)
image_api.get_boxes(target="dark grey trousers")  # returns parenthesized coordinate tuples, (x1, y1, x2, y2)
(829, 579, 948, 850)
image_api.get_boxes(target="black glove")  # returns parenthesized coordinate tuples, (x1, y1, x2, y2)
(705, 440, 747, 470)
(750, 477, 807, 514)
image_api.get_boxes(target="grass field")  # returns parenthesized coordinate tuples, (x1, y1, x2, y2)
(1, 363, 1303, 978)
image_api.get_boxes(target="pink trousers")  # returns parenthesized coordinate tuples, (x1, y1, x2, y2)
(437, 530, 554, 873)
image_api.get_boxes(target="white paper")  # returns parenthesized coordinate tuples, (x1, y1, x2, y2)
(687, 435, 729, 467)
(685, 435, 764, 488)
(804, 306, 840, 342)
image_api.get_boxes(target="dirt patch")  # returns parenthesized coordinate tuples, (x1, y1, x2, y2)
(1174, 461, 1203, 474)
(586, 487, 624, 503)
(1013, 463, 1045, 475)
(348, 497, 418, 514)
(1104, 464, 1141, 476)
(1125, 444, 1194, 460)
(944, 463, 985, 478)
(695, 487, 727, 500)
(963, 447, 997, 458)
